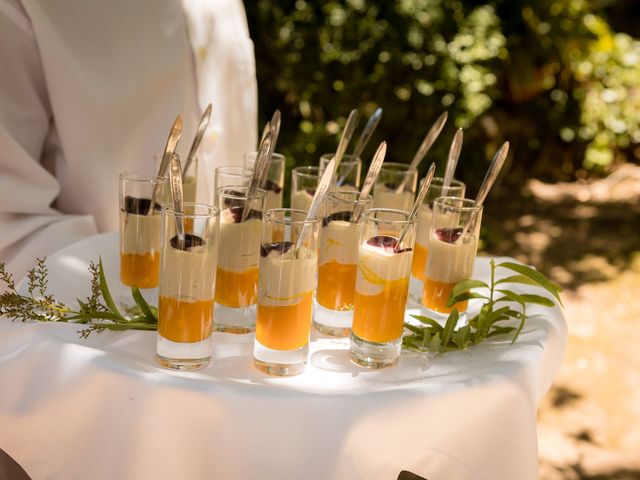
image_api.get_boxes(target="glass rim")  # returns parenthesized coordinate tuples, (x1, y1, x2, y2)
(163, 202, 219, 219)
(364, 208, 416, 225)
(320, 153, 361, 164)
(215, 165, 253, 175)
(434, 196, 482, 212)
(119, 171, 165, 184)
(427, 177, 466, 189)
(378, 162, 418, 173)
(215, 185, 266, 200)
(244, 151, 285, 163)
(264, 208, 321, 225)
(327, 189, 373, 204)
(292, 165, 321, 180)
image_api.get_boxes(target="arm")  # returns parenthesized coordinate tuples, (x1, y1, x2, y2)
(0, 0, 96, 281)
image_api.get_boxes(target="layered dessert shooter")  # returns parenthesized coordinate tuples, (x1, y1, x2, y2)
(214, 165, 252, 203)
(409, 178, 465, 302)
(422, 197, 482, 316)
(254, 209, 321, 376)
(314, 191, 372, 336)
(351, 209, 416, 368)
(373, 163, 418, 215)
(119, 172, 166, 290)
(157, 203, 219, 370)
(290, 166, 320, 212)
(244, 152, 285, 210)
(214, 186, 265, 333)
(320, 153, 362, 190)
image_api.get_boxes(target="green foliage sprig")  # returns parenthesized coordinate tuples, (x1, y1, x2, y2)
(0, 258, 158, 337)
(403, 260, 562, 353)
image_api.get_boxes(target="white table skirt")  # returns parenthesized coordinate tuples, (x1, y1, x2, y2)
(0, 232, 567, 480)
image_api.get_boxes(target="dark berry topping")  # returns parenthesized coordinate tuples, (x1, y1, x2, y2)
(221, 189, 246, 208)
(304, 188, 316, 196)
(383, 182, 400, 190)
(170, 234, 205, 251)
(262, 179, 282, 194)
(435, 227, 463, 243)
(322, 210, 352, 227)
(225, 206, 262, 223)
(260, 241, 294, 257)
(123, 195, 160, 215)
(366, 235, 412, 254)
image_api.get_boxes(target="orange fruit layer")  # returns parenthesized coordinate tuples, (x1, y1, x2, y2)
(120, 252, 160, 289)
(158, 295, 213, 343)
(256, 292, 313, 351)
(352, 277, 409, 343)
(316, 261, 357, 311)
(411, 242, 429, 280)
(422, 277, 468, 314)
(215, 267, 259, 308)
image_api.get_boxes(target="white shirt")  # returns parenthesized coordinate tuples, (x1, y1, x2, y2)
(0, 0, 258, 280)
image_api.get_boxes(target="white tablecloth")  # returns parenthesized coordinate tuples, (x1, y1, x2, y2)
(0, 233, 566, 480)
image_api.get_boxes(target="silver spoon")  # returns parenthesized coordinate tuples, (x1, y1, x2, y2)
(294, 157, 336, 258)
(148, 114, 183, 215)
(169, 152, 186, 250)
(259, 110, 281, 187)
(182, 103, 212, 176)
(442, 128, 463, 196)
(458, 141, 510, 242)
(336, 107, 382, 187)
(394, 162, 436, 252)
(333, 109, 360, 171)
(350, 141, 387, 223)
(241, 129, 272, 222)
(395, 111, 448, 194)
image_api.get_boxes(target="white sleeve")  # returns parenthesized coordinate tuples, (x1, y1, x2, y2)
(0, 0, 97, 281)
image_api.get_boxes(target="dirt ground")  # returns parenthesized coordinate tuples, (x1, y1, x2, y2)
(483, 164, 640, 479)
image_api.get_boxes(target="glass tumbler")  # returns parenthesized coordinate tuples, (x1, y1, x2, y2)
(254, 209, 321, 376)
(409, 177, 466, 303)
(156, 203, 219, 370)
(244, 152, 285, 211)
(214, 186, 266, 333)
(119, 172, 165, 293)
(422, 197, 482, 318)
(372, 163, 418, 214)
(290, 166, 321, 212)
(319, 153, 362, 191)
(350, 208, 416, 368)
(214, 166, 252, 202)
(314, 190, 372, 337)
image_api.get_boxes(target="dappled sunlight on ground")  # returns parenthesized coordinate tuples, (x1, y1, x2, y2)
(483, 164, 640, 479)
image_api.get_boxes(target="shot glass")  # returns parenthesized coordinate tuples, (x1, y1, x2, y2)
(319, 153, 362, 191)
(156, 203, 219, 370)
(214, 186, 266, 333)
(314, 190, 372, 337)
(254, 209, 321, 376)
(290, 166, 320, 212)
(119, 172, 165, 291)
(409, 178, 466, 303)
(372, 163, 418, 213)
(350, 208, 416, 368)
(214, 165, 252, 202)
(422, 197, 482, 318)
(244, 152, 285, 210)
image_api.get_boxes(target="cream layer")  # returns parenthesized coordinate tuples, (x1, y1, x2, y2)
(356, 242, 412, 296)
(258, 247, 317, 307)
(319, 220, 360, 266)
(217, 215, 262, 272)
(120, 211, 161, 255)
(425, 234, 477, 283)
(159, 242, 217, 300)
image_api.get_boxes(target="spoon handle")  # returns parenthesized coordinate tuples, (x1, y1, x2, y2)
(334, 109, 360, 170)
(242, 129, 272, 222)
(351, 107, 382, 161)
(149, 115, 183, 214)
(394, 162, 436, 252)
(396, 111, 448, 194)
(442, 128, 463, 195)
(350, 141, 386, 223)
(294, 158, 336, 258)
(183, 104, 212, 176)
(259, 110, 281, 187)
(169, 153, 185, 250)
